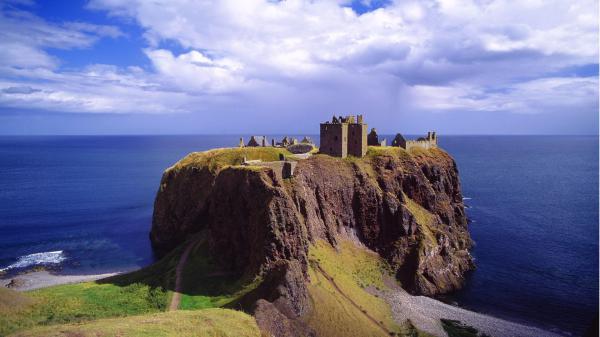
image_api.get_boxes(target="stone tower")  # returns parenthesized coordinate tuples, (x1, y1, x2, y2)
(320, 114, 367, 158)
(427, 131, 437, 146)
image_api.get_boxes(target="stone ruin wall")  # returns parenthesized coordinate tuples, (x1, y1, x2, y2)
(405, 139, 437, 151)
(320, 122, 348, 158)
(347, 123, 368, 157)
(244, 161, 297, 181)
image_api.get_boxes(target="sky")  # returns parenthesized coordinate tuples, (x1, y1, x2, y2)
(0, 0, 598, 135)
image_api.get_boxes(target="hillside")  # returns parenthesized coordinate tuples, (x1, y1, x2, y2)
(150, 145, 474, 336)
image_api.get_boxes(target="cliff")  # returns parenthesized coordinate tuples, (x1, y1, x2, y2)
(150, 146, 474, 336)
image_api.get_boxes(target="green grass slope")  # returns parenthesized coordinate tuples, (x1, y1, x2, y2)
(0, 234, 261, 336)
(10, 308, 261, 337)
(305, 240, 432, 337)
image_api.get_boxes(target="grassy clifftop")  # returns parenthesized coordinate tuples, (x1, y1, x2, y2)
(171, 147, 294, 172)
(168, 145, 448, 173)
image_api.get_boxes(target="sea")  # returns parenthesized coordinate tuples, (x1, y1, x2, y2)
(0, 135, 597, 335)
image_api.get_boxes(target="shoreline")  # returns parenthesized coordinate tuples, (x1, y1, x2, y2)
(2, 269, 568, 337)
(371, 284, 568, 337)
(1, 270, 122, 291)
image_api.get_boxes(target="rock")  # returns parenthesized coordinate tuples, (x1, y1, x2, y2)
(254, 299, 315, 337)
(5, 278, 27, 289)
(151, 147, 474, 334)
(287, 143, 315, 154)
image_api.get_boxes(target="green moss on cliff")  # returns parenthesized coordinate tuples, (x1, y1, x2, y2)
(407, 147, 443, 158)
(403, 194, 438, 247)
(176, 239, 262, 310)
(172, 147, 293, 172)
(367, 146, 407, 158)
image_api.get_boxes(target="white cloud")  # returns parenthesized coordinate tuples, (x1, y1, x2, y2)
(0, 0, 597, 125)
(409, 77, 599, 113)
(0, 3, 124, 69)
(145, 49, 247, 93)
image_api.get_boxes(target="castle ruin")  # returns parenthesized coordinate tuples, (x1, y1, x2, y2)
(367, 129, 437, 151)
(320, 115, 368, 158)
(367, 128, 387, 146)
(405, 131, 437, 150)
(239, 116, 438, 163)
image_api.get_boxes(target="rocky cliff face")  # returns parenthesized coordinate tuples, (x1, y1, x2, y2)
(150, 147, 473, 334)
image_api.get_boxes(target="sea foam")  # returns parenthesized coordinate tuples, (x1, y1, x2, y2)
(0, 250, 66, 272)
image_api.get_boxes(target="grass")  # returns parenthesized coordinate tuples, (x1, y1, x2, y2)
(176, 239, 262, 310)
(0, 287, 33, 310)
(0, 241, 193, 336)
(305, 239, 401, 337)
(406, 146, 441, 158)
(10, 308, 261, 337)
(367, 146, 406, 158)
(0, 234, 262, 336)
(402, 193, 438, 247)
(172, 147, 294, 172)
(0, 282, 169, 336)
(441, 319, 490, 337)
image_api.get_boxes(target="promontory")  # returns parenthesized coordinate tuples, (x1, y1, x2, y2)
(150, 144, 474, 336)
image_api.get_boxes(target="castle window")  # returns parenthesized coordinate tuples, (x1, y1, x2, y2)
(334, 136, 338, 141)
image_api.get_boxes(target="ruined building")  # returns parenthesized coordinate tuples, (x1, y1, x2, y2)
(405, 131, 437, 150)
(320, 115, 368, 158)
(242, 156, 297, 180)
(367, 128, 387, 146)
(247, 136, 268, 147)
(369, 129, 437, 150)
(391, 134, 406, 148)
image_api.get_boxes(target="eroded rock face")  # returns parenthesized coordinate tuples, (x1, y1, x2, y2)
(151, 148, 473, 330)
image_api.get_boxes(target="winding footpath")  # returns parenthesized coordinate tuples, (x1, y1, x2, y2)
(168, 240, 197, 311)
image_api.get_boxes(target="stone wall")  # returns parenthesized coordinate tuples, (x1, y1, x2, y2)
(405, 139, 437, 151)
(246, 161, 298, 181)
(319, 123, 347, 157)
(347, 123, 367, 157)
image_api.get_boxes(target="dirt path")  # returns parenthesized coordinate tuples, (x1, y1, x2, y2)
(314, 264, 392, 336)
(168, 240, 196, 311)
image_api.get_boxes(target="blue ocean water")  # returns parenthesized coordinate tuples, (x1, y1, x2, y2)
(0, 135, 597, 335)
(440, 136, 599, 336)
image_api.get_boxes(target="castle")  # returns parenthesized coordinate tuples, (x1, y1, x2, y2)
(237, 115, 437, 162)
(405, 132, 437, 150)
(320, 115, 368, 158)
(319, 115, 437, 157)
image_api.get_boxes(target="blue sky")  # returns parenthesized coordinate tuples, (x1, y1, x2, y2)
(0, 0, 598, 135)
